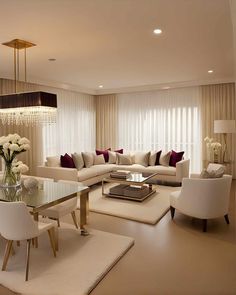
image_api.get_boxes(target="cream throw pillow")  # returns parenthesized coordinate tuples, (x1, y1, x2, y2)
(82, 152, 94, 168)
(94, 154, 106, 165)
(108, 151, 117, 164)
(149, 152, 157, 166)
(117, 153, 132, 165)
(72, 153, 84, 170)
(134, 151, 150, 167)
(159, 151, 171, 166)
(46, 156, 60, 167)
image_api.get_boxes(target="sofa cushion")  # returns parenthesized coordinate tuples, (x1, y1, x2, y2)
(117, 153, 132, 165)
(145, 165, 176, 176)
(134, 151, 150, 167)
(82, 152, 94, 168)
(159, 151, 171, 166)
(46, 156, 60, 167)
(72, 152, 84, 170)
(77, 164, 115, 181)
(169, 150, 184, 167)
(155, 150, 162, 165)
(115, 149, 123, 154)
(149, 150, 162, 166)
(94, 154, 106, 165)
(60, 154, 75, 168)
(108, 151, 117, 164)
(96, 148, 111, 162)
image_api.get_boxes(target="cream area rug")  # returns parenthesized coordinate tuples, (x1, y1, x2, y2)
(79, 184, 178, 224)
(0, 223, 134, 295)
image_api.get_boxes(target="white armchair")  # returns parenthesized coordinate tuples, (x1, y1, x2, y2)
(169, 174, 232, 232)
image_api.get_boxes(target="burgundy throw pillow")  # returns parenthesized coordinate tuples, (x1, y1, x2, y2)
(96, 148, 111, 162)
(169, 150, 184, 167)
(60, 153, 76, 168)
(155, 150, 162, 165)
(115, 149, 123, 154)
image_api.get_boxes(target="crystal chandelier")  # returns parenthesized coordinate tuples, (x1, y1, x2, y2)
(0, 39, 57, 126)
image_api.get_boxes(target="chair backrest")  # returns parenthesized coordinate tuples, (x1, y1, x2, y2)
(0, 201, 39, 241)
(179, 175, 232, 219)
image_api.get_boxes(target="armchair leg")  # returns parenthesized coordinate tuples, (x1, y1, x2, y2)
(170, 206, 175, 219)
(203, 219, 207, 232)
(25, 239, 31, 281)
(224, 214, 230, 224)
(2, 240, 13, 271)
(71, 211, 78, 229)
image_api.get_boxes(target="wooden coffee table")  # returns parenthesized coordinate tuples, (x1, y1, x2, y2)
(102, 172, 158, 202)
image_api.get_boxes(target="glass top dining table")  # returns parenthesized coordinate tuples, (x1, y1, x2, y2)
(0, 180, 90, 235)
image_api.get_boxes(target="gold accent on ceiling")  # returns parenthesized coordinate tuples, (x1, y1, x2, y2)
(2, 39, 36, 50)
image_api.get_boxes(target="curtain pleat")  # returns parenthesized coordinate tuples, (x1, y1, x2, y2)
(201, 83, 236, 177)
(95, 94, 117, 149)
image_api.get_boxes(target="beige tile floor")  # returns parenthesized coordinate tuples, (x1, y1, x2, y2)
(1, 181, 235, 295)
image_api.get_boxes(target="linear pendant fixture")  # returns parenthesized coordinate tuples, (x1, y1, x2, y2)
(1, 39, 57, 126)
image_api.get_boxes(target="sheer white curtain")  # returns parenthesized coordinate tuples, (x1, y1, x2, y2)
(41, 88, 95, 159)
(117, 87, 201, 172)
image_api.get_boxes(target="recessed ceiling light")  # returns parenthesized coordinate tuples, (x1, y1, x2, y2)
(153, 28, 162, 35)
(208, 70, 213, 73)
(48, 58, 56, 61)
(99, 85, 103, 88)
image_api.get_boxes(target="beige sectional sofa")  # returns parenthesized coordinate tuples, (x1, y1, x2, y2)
(37, 152, 190, 186)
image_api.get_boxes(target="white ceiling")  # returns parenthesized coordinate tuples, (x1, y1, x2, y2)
(0, 0, 234, 94)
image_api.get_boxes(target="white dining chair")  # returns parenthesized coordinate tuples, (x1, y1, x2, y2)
(0, 201, 57, 281)
(39, 180, 81, 229)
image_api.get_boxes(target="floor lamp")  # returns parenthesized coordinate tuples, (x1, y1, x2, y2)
(214, 120, 235, 163)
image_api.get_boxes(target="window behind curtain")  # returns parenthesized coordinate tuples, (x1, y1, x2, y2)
(42, 91, 95, 159)
(117, 87, 201, 172)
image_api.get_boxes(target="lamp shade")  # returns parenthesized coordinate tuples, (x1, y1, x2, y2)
(214, 120, 236, 133)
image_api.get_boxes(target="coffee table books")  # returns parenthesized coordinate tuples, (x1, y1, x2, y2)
(110, 170, 131, 179)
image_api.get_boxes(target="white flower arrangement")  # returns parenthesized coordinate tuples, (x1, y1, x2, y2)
(204, 136, 222, 162)
(0, 133, 30, 163)
(12, 160, 29, 174)
(0, 134, 30, 186)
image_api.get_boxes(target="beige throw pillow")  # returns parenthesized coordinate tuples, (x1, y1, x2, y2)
(200, 168, 224, 178)
(94, 154, 106, 165)
(149, 152, 157, 166)
(117, 153, 132, 165)
(108, 151, 117, 164)
(82, 152, 94, 168)
(159, 151, 171, 166)
(134, 151, 150, 167)
(46, 156, 60, 167)
(72, 152, 84, 170)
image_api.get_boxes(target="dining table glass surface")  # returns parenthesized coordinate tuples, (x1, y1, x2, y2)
(0, 180, 88, 209)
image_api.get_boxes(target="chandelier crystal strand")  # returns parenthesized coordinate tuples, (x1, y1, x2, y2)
(0, 107, 56, 126)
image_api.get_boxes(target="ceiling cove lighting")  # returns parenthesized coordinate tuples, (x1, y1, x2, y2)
(153, 28, 162, 35)
(0, 39, 57, 126)
(208, 70, 213, 73)
(99, 85, 104, 88)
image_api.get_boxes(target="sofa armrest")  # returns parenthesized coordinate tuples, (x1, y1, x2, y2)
(176, 159, 190, 182)
(37, 166, 78, 181)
